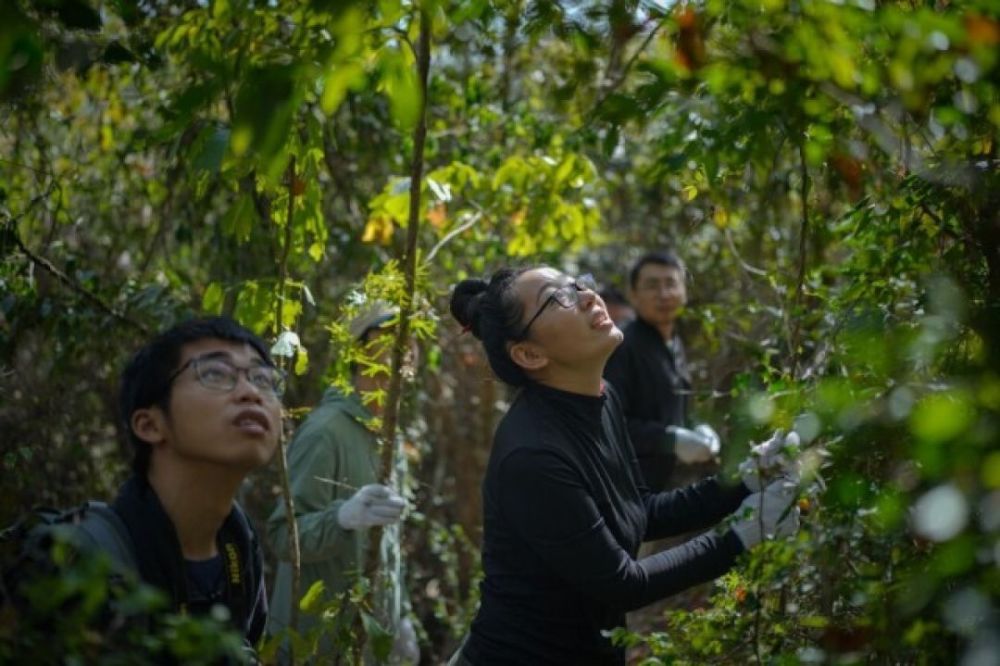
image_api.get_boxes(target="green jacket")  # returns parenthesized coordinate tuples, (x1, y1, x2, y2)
(266, 387, 380, 637)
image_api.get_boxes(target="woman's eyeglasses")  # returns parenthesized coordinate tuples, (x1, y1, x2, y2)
(519, 274, 598, 339)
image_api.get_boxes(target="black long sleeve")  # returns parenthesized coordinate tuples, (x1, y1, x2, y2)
(497, 447, 745, 613)
(465, 383, 746, 666)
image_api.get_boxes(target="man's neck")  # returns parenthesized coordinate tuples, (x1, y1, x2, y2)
(643, 316, 675, 342)
(148, 463, 242, 560)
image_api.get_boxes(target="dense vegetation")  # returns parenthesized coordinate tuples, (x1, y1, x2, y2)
(1, 0, 998, 663)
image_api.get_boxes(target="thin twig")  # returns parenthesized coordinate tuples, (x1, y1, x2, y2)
(590, 17, 667, 121)
(790, 139, 811, 376)
(3, 185, 150, 334)
(424, 211, 482, 263)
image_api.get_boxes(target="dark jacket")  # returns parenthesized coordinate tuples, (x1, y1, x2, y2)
(604, 317, 692, 490)
(3, 476, 268, 661)
(463, 382, 747, 665)
(110, 476, 268, 646)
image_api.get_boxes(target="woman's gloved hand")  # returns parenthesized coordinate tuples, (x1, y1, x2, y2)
(739, 430, 801, 491)
(731, 479, 800, 549)
(337, 484, 407, 530)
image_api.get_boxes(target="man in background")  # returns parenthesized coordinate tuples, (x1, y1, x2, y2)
(605, 251, 721, 491)
(267, 303, 418, 664)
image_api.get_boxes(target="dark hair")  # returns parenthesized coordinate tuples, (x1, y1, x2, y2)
(119, 316, 273, 480)
(450, 267, 532, 387)
(629, 250, 686, 289)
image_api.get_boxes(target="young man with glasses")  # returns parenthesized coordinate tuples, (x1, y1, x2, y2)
(4, 317, 282, 656)
(604, 251, 721, 492)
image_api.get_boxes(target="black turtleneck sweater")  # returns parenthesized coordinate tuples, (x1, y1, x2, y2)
(463, 382, 748, 665)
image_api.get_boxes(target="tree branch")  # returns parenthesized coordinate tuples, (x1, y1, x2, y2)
(3, 184, 150, 335)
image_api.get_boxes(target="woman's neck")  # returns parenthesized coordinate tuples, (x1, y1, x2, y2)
(533, 363, 604, 397)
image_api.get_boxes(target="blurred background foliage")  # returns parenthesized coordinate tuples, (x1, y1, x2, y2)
(1, 0, 998, 663)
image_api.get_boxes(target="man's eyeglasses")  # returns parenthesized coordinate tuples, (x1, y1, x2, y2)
(168, 355, 286, 398)
(519, 274, 598, 339)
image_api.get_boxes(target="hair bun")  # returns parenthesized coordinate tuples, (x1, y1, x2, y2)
(450, 278, 488, 338)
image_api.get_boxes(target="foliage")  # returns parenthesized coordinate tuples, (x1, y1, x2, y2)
(1, 534, 250, 664)
(1, 0, 998, 663)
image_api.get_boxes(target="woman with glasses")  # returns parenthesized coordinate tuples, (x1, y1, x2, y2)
(448, 267, 800, 665)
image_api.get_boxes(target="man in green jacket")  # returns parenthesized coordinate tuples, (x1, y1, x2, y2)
(267, 304, 418, 663)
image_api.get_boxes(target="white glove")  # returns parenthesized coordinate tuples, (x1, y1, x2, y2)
(390, 617, 419, 664)
(668, 426, 715, 463)
(337, 484, 406, 530)
(694, 424, 721, 456)
(731, 479, 800, 549)
(739, 430, 801, 491)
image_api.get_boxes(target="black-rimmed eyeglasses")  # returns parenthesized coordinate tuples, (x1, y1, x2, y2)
(519, 274, 598, 339)
(168, 355, 286, 398)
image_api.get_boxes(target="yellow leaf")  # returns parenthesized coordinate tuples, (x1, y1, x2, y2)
(682, 184, 698, 201)
(362, 217, 394, 244)
(713, 206, 729, 228)
(510, 208, 527, 227)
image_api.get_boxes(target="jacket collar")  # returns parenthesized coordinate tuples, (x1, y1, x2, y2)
(111, 476, 258, 632)
(319, 386, 373, 423)
(631, 315, 677, 345)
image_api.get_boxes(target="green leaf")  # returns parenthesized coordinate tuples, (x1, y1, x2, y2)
(233, 282, 273, 335)
(191, 126, 230, 174)
(299, 580, 325, 613)
(910, 391, 975, 443)
(231, 65, 300, 173)
(221, 193, 256, 243)
(202, 282, 224, 314)
(361, 612, 393, 662)
(381, 50, 421, 129)
(321, 61, 365, 115)
(294, 347, 309, 376)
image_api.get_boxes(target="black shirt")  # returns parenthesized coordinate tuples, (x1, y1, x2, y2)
(464, 382, 748, 665)
(604, 317, 692, 490)
(186, 555, 224, 607)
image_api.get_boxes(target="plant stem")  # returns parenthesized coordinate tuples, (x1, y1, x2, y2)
(359, 4, 432, 651)
(274, 156, 303, 637)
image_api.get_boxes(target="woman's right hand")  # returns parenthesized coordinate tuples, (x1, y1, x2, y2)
(731, 479, 800, 549)
(739, 430, 801, 491)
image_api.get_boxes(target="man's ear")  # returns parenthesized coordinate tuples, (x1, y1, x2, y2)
(509, 341, 549, 372)
(131, 407, 167, 447)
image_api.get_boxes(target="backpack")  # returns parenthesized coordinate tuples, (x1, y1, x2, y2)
(0, 501, 137, 605)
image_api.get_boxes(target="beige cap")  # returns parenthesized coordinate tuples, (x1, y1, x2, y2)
(348, 301, 398, 340)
